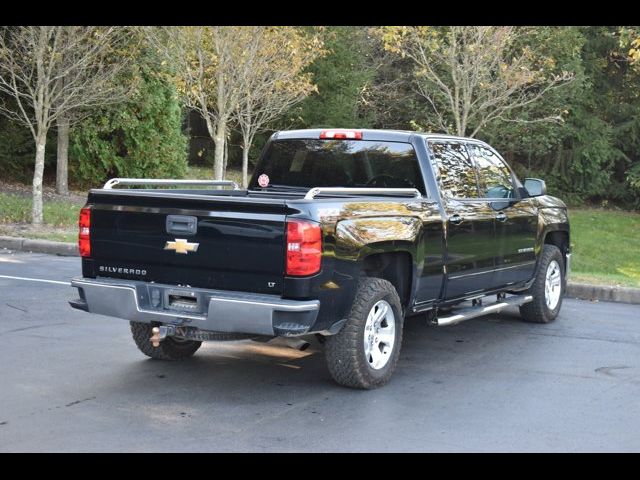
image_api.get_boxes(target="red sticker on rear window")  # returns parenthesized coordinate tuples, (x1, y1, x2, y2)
(258, 174, 270, 188)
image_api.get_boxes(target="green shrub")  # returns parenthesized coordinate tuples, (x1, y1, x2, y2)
(69, 67, 188, 189)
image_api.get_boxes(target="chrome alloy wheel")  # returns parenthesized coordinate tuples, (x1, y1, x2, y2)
(363, 300, 396, 370)
(545, 260, 562, 310)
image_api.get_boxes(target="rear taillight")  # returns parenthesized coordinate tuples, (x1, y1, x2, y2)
(286, 220, 322, 276)
(78, 207, 91, 257)
(319, 129, 362, 140)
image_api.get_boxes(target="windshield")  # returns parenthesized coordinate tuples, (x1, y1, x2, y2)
(249, 139, 426, 194)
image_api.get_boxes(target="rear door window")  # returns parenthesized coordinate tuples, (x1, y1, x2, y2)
(428, 141, 479, 199)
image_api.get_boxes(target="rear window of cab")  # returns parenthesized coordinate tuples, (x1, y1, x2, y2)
(250, 139, 426, 194)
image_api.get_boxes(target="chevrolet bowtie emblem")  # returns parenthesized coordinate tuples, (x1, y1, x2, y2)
(164, 238, 199, 254)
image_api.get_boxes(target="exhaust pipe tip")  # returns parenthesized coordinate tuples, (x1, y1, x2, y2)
(280, 337, 311, 351)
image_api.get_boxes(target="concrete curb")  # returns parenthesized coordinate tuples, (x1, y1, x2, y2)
(0, 235, 78, 257)
(2, 235, 639, 304)
(565, 282, 640, 305)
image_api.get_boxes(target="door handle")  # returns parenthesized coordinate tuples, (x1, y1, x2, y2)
(495, 211, 508, 222)
(449, 214, 463, 225)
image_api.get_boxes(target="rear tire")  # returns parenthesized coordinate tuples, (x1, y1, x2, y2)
(324, 277, 404, 389)
(130, 322, 202, 360)
(519, 244, 565, 324)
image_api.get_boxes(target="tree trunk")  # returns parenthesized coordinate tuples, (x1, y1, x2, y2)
(56, 115, 70, 195)
(213, 119, 226, 180)
(242, 145, 249, 188)
(32, 132, 47, 225)
(222, 139, 228, 180)
(204, 114, 226, 180)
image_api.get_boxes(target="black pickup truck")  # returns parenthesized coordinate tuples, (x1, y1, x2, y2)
(70, 129, 570, 389)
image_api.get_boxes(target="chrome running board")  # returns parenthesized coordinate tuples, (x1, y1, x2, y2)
(434, 294, 533, 327)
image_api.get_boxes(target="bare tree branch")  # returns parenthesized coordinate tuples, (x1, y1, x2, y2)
(378, 26, 576, 137)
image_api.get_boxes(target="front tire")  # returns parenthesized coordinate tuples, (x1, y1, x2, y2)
(519, 244, 565, 323)
(325, 277, 404, 389)
(130, 322, 202, 360)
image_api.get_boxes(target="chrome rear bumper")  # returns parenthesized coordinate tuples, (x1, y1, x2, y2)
(70, 277, 320, 337)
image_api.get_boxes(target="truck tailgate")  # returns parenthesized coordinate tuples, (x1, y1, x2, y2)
(87, 190, 288, 295)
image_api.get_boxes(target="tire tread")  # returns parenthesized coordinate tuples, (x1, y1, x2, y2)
(325, 277, 403, 389)
(519, 244, 564, 323)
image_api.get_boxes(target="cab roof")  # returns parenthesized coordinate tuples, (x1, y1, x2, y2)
(271, 128, 490, 146)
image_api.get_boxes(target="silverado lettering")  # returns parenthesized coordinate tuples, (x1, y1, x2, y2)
(99, 266, 147, 276)
(70, 129, 571, 389)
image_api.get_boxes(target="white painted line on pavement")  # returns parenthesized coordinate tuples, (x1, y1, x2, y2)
(0, 274, 70, 286)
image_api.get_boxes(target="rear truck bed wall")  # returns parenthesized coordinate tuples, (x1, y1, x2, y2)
(82, 188, 293, 296)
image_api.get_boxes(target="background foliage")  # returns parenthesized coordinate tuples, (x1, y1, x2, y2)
(0, 26, 639, 208)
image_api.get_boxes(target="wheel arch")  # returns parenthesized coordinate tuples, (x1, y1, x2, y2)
(360, 251, 414, 312)
(542, 228, 570, 272)
(536, 204, 570, 273)
(334, 215, 422, 314)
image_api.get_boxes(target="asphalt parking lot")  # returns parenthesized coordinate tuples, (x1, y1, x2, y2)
(1, 250, 639, 452)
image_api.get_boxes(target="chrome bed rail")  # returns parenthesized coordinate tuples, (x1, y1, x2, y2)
(103, 178, 240, 190)
(304, 187, 422, 200)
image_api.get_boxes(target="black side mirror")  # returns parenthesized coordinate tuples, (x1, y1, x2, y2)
(524, 178, 547, 197)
